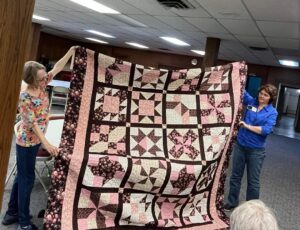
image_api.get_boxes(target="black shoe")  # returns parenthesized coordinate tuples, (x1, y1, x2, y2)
(2, 213, 33, 226)
(223, 203, 236, 212)
(16, 223, 38, 230)
(2, 213, 18, 225)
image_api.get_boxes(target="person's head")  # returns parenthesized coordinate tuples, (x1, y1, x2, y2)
(258, 84, 277, 105)
(230, 200, 279, 230)
(23, 61, 48, 89)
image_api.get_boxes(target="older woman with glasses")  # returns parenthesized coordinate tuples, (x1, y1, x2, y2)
(2, 46, 77, 230)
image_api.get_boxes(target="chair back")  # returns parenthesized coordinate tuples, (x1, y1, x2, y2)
(52, 86, 69, 94)
(50, 86, 69, 111)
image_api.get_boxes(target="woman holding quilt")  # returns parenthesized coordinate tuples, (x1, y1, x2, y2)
(224, 84, 278, 211)
(2, 47, 76, 230)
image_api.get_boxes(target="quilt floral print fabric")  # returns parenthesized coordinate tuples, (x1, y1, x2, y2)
(45, 47, 247, 230)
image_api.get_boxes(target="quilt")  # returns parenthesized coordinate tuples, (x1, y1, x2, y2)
(45, 47, 247, 230)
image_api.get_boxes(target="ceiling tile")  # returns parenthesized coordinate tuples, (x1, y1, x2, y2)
(170, 7, 210, 17)
(185, 18, 228, 33)
(123, 0, 176, 16)
(183, 31, 207, 42)
(125, 15, 174, 30)
(251, 50, 278, 65)
(197, 0, 251, 19)
(97, 0, 143, 14)
(267, 38, 300, 50)
(207, 33, 236, 41)
(220, 19, 261, 36)
(34, 1, 56, 11)
(154, 16, 199, 31)
(236, 35, 267, 48)
(86, 13, 131, 26)
(221, 40, 245, 50)
(257, 21, 300, 39)
(244, 0, 300, 22)
(272, 48, 300, 57)
(49, 0, 88, 11)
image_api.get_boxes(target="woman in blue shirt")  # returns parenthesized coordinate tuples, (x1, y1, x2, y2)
(224, 84, 278, 211)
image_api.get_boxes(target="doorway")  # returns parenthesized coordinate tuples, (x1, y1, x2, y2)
(274, 84, 300, 140)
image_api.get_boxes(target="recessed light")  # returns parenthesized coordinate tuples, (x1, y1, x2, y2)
(32, 15, 50, 21)
(191, 50, 205, 55)
(85, 30, 115, 38)
(279, 59, 299, 67)
(69, 0, 120, 14)
(85, 37, 108, 44)
(160, 37, 190, 46)
(125, 42, 149, 49)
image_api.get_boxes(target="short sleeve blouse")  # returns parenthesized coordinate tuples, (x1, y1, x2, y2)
(16, 75, 52, 147)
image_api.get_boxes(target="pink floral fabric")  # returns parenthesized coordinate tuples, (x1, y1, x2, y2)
(16, 74, 53, 147)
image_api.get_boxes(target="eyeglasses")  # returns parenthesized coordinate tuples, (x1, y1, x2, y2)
(37, 74, 49, 82)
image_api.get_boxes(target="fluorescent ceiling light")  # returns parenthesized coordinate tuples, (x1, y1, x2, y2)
(69, 0, 120, 14)
(279, 59, 299, 67)
(160, 37, 190, 46)
(191, 50, 205, 55)
(85, 30, 115, 38)
(125, 42, 149, 49)
(85, 37, 108, 44)
(32, 14, 50, 21)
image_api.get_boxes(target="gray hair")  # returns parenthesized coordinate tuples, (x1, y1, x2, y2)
(230, 200, 279, 230)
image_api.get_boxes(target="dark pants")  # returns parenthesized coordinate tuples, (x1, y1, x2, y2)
(227, 142, 266, 207)
(6, 144, 40, 226)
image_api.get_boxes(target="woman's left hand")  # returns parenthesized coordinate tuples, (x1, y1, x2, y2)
(239, 121, 248, 128)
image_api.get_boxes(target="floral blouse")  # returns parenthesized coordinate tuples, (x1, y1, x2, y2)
(16, 75, 53, 147)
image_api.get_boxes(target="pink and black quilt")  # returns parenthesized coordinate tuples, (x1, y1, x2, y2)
(45, 47, 247, 230)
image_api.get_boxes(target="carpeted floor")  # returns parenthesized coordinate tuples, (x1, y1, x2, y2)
(1, 121, 300, 229)
(224, 134, 300, 230)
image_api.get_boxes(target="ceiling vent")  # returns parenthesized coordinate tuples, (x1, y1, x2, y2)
(157, 0, 196, 9)
(249, 46, 268, 51)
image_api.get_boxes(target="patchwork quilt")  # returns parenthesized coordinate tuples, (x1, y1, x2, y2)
(45, 47, 246, 230)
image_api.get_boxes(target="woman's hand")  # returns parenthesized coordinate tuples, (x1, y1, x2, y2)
(44, 144, 59, 157)
(70, 46, 79, 52)
(239, 121, 247, 128)
(239, 121, 262, 134)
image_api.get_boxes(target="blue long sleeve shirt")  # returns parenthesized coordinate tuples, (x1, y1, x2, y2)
(237, 91, 278, 149)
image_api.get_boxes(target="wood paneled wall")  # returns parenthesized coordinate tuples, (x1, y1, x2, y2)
(0, 0, 35, 207)
(37, 32, 203, 70)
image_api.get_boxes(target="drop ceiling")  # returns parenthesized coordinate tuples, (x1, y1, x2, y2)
(33, 0, 300, 68)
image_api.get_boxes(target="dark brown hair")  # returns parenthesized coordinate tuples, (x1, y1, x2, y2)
(23, 61, 46, 88)
(258, 84, 277, 104)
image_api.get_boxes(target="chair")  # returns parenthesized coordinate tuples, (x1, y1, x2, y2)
(5, 115, 65, 193)
(49, 86, 69, 111)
